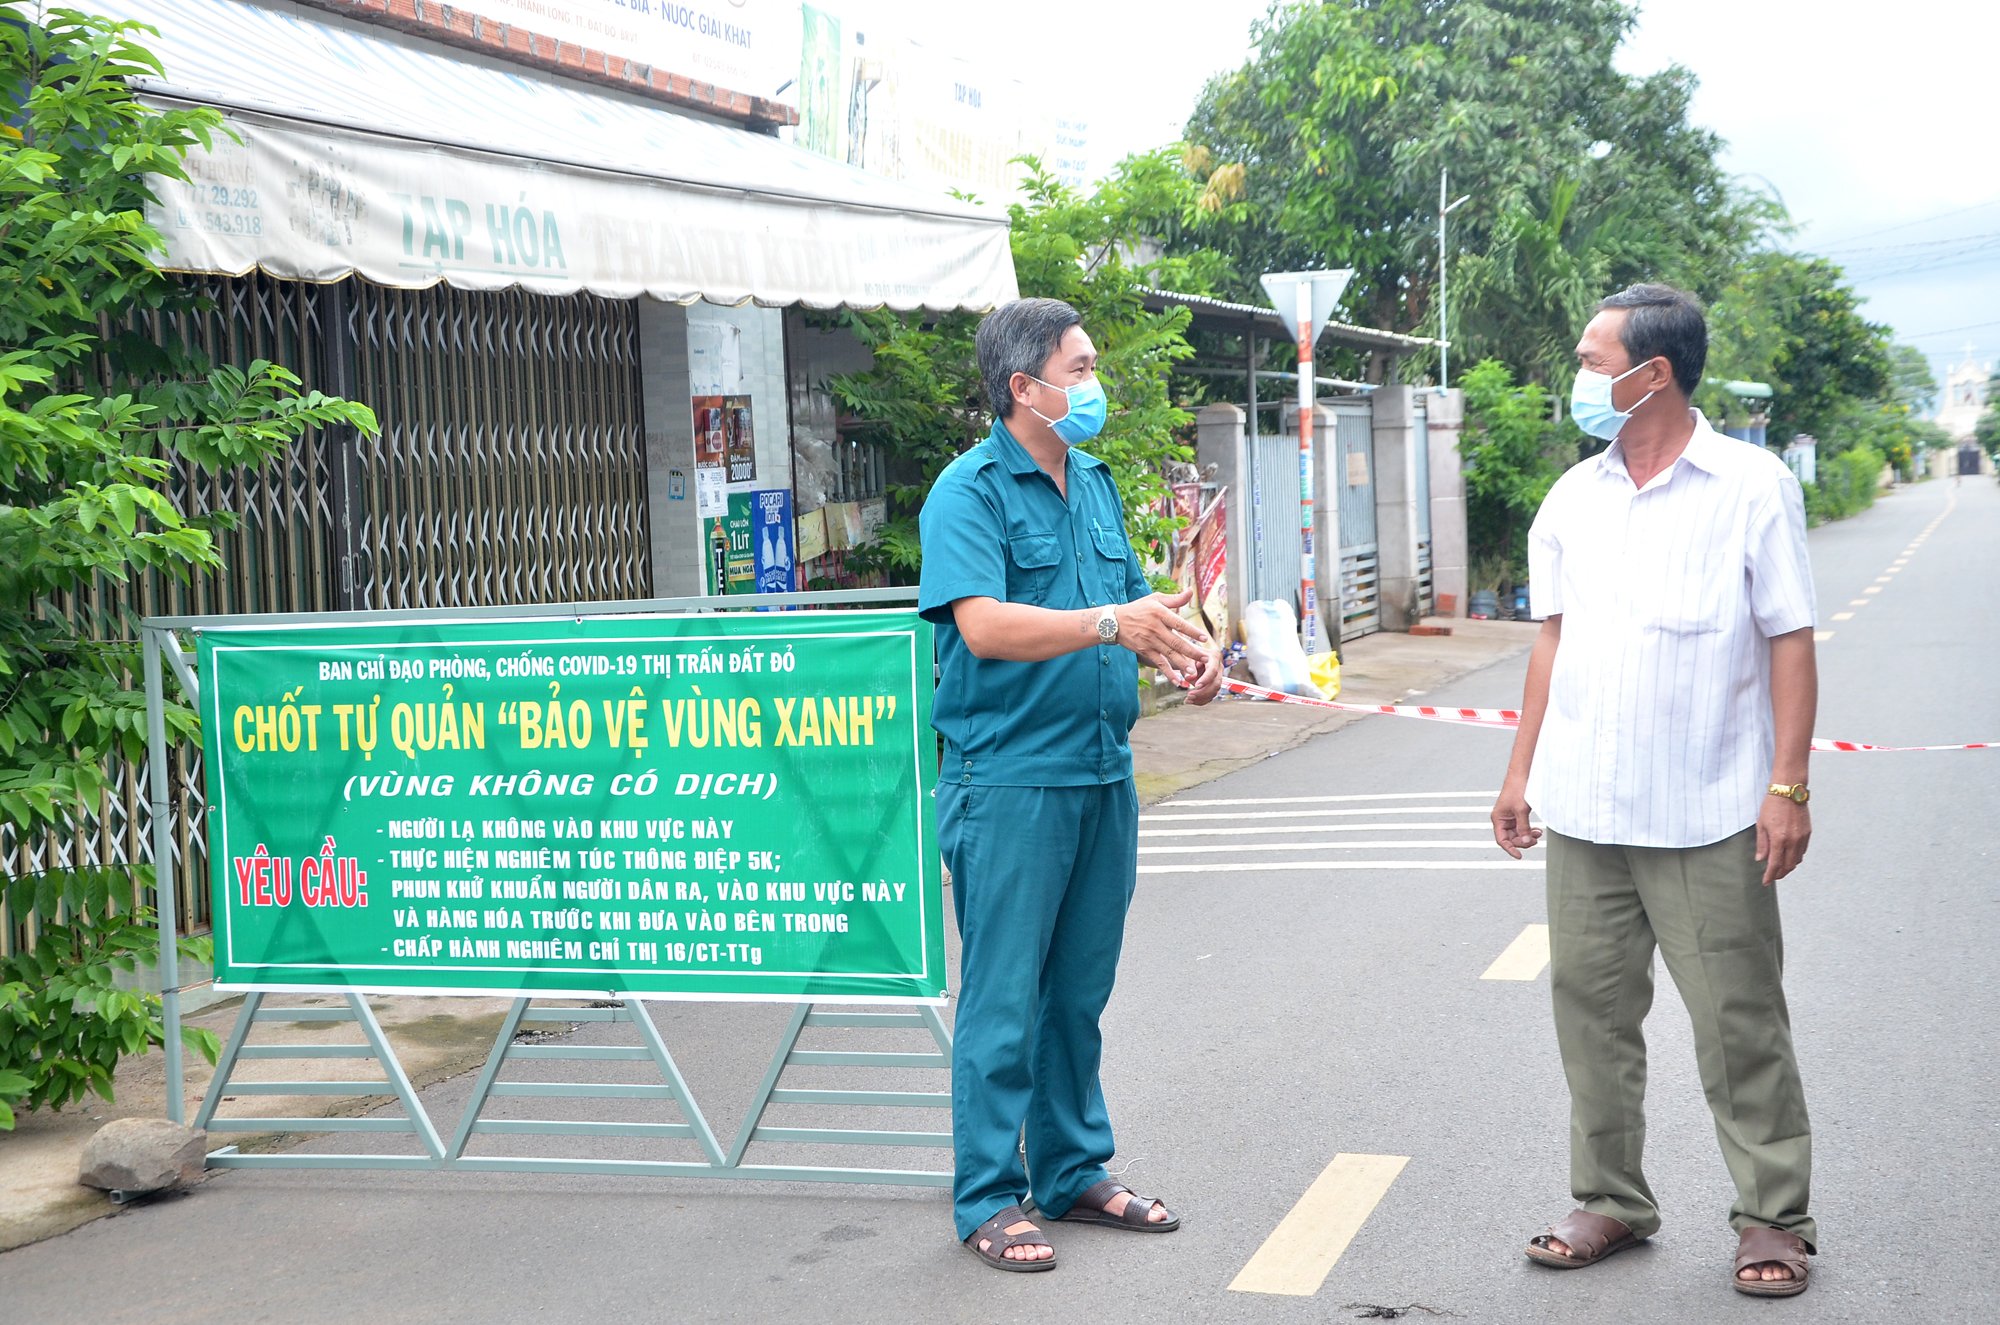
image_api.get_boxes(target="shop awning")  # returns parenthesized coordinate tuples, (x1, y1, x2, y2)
(94, 0, 1018, 312)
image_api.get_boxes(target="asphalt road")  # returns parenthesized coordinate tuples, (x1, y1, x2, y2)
(5, 477, 1995, 1324)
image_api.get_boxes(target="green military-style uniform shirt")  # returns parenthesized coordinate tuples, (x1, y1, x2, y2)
(918, 418, 1151, 787)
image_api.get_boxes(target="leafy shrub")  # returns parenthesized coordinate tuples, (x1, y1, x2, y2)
(1803, 444, 1884, 526)
(0, 10, 376, 1127)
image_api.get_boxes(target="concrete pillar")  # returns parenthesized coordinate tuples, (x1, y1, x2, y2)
(1425, 388, 1468, 617)
(1196, 402, 1248, 643)
(1369, 386, 1422, 631)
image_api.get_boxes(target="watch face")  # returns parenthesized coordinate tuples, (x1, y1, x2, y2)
(1097, 613, 1118, 642)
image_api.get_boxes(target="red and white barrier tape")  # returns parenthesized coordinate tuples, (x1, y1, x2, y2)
(1220, 677, 1520, 727)
(1221, 678, 1995, 751)
(1809, 738, 1995, 753)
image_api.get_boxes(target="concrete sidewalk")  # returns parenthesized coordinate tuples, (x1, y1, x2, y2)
(0, 616, 1538, 1254)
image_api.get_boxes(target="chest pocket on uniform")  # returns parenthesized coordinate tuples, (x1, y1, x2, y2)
(1006, 532, 1062, 605)
(1641, 548, 1733, 636)
(1090, 525, 1133, 601)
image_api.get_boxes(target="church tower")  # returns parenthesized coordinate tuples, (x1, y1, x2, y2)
(1935, 345, 1991, 442)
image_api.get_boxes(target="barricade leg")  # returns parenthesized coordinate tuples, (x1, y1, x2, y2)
(199, 993, 446, 1170)
(447, 1000, 727, 1175)
(723, 1003, 954, 1186)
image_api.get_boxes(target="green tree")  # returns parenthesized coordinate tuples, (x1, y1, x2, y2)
(0, 9, 378, 1128)
(1884, 343, 1939, 417)
(826, 152, 1210, 576)
(1976, 380, 2000, 462)
(1702, 252, 1890, 448)
(1181, 0, 1762, 385)
(1458, 358, 1568, 584)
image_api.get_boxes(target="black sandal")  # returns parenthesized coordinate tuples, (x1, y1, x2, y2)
(1056, 1179, 1181, 1233)
(964, 1204, 1057, 1272)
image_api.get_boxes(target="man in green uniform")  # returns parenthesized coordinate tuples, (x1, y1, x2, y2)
(920, 298, 1222, 1271)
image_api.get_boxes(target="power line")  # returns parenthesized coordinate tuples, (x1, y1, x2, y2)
(1810, 196, 2000, 248)
(1851, 242, 2000, 282)
(1903, 318, 2000, 340)
(1818, 229, 2000, 256)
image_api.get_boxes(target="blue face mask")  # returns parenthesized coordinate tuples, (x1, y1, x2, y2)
(1570, 361, 1656, 442)
(1028, 374, 1108, 446)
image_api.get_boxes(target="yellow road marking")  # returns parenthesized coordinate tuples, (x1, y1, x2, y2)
(1481, 924, 1551, 980)
(1848, 599, 1870, 607)
(1874, 576, 1894, 583)
(1813, 631, 1835, 642)
(1228, 1154, 1411, 1297)
(1863, 586, 1882, 595)
(1832, 612, 1855, 621)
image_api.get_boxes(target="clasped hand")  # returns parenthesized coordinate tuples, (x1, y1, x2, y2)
(1118, 589, 1222, 705)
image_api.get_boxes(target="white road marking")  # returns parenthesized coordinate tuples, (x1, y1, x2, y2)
(1228, 1153, 1411, 1296)
(1164, 790, 1497, 808)
(1862, 587, 1882, 595)
(1140, 820, 1493, 839)
(1143, 805, 1510, 823)
(1814, 631, 1835, 642)
(1481, 924, 1552, 980)
(1848, 599, 1870, 607)
(1831, 612, 1855, 621)
(1141, 839, 1501, 855)
(1141, 860, 1543, 875)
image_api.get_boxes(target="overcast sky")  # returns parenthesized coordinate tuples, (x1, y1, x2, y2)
(894, 0, 1995, 387)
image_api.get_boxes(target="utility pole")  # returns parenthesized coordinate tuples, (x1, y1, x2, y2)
(1437, 168, 1470, 391)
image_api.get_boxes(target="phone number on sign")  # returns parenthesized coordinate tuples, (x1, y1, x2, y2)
(190, 210, 265, 236)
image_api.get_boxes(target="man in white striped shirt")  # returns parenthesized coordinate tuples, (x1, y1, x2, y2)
(1492, 285, 1819, 1298)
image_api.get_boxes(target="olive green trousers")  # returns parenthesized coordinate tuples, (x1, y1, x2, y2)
(1545, 828, 1817, 1251)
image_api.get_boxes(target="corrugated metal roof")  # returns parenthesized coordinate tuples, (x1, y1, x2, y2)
(1144, 289, 1440, 353)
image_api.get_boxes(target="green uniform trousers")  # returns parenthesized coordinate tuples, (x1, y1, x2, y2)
(1545, 827, 1817, 1250)
(938, 779, 1139, 1243)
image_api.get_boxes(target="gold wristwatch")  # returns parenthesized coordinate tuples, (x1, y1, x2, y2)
(1768, 782, 1810, 805)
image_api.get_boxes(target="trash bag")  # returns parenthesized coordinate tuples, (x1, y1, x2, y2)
(1241, 599, 1317, 697)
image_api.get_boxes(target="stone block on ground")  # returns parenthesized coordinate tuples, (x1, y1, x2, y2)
(77, 1117, 206, 1194)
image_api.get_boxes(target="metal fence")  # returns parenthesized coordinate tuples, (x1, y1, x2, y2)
(349, 283, 651, 609)
(3, 273, 652, 953)
(1332, 399, 1380, 642)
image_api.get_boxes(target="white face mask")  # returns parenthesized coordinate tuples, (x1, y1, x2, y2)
(1570, 360, 1657, 441)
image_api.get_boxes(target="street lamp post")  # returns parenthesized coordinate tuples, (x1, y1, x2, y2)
(1437, 168, 1470, 391)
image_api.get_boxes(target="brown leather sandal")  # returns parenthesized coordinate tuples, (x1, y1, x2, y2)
(1055, 1178, 1181, 1233)
(1733, 1225, 1811, 1297)
(1525, 1209, 1643, 1268)
(964, 1204, 1057, 1273)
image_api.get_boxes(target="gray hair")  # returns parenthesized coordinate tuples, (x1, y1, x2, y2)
(1597, 283, 1708, 397)
(975, 298, 1081, 419)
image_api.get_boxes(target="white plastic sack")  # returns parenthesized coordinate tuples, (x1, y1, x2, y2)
(1242, 599, 1317, 697)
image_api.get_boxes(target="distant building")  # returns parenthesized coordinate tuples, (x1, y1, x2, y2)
(1935, 347, 1991, 442)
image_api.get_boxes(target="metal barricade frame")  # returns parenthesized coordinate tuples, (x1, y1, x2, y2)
(144, 588, 957, 1184)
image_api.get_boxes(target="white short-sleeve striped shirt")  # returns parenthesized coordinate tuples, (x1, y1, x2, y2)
(1526, 410, 1816, 848)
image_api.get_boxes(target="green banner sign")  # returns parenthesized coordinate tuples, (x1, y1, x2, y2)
(197, 611, 943, 1002)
